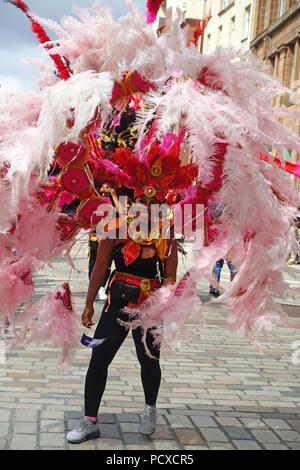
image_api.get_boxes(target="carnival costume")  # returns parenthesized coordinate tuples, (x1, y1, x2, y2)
(0, 0, 300, 368)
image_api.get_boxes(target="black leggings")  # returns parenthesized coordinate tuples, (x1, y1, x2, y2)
(84, 299, 161, 417)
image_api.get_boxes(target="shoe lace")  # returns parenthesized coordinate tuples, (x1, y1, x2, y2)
(142, 407, 156, 424)
(76, 418, 93, 432)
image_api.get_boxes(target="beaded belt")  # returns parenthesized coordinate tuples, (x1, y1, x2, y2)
(114, 271, 161, 307)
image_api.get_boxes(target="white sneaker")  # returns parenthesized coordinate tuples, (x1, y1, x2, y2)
(66, 417, 100, 444)
(139, 404, 157, 436)
(99, 287, 107, 301)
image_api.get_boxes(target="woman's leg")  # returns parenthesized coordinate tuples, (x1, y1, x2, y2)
(84, 301, 129, 418)
(132, 328, 161, 406)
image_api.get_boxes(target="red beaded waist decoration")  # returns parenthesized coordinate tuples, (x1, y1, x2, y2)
(114, 271, 161, 308)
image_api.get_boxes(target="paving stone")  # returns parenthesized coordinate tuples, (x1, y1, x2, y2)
(262, 443, 289, 450)
(98, 413, 115, 424)
(191, 405, 234, 411)
(151, 426, 173, 440)
(96, 438, 125, 450)
(216, 412, 260, 419)
(239, 418, 268, 429)
(99, 423, 120, 439)
(116, 413, 140, 423)
(39, 433, 66, 447)
(250, 429, 281, 444)
(69, 440, 97, 450)
(228, 385, 262, 390)
(207, 442, 235, 450)
(41, 410, 64, 420)
(166, 414, 194, 428)
(12, 422, 37, 434)
(190, 416, 218, 428)
(119, 422, 139, 433)
(198, 427, 229, 443)
(274, 430, 300, 443)
(287, 443, 300, 450)
(156, 415, 168, 425)
(233, 406, 276, 413)
(215, 417, 243, 427)
(0, 422, 9, 437)
(122, 432, 149, 445)
(277, 408, 300, 414)
(0, 438, 6, 450)
(233, 440, 262, 450)
(174, 428, 204, 446)
(167, 409, 216, 417)
(183, 445, 209, 450)
(154, 440, 181, 450)
(40, 420, 65, 433)
(287, 420, 300, 433)
(261, 413, 297, 420)
(263, 419, 292, 430)
(0, 410, 11, 422)
(10, 434, 37, 450)
(223, 426, 253, 440)
(14, 409, 38, 422)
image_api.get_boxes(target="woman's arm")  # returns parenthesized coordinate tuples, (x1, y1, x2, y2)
(82, 237, 115, 328)
(162, 239, 178, 286)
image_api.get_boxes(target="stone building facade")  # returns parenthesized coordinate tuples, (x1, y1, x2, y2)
(201, 1, 253, 53)
(250, 0, 300, 189)
(154, 1, 300, 189)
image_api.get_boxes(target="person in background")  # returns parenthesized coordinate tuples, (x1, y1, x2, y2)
(286, 217, 300, 265)
(209, 259, 236, 298)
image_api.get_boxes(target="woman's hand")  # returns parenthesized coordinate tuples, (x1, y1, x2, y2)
(109, 187, 117, 196)
(82, 305, 95, 329)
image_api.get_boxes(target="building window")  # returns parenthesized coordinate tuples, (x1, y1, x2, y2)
(229, 16, 235, 45)
(218, 25, 223, 44)
(221, 0, 229, 9)
(288, 44, 296, 104)
(231, 16, 236, 32)
(207, 33, 211, 52)
(289, 44, 295, 89)
(278, 0, 285, 18)
(263, 0, 269, 29)
(282, 146, 292, 161)
(244, 5, 251, 40)
(269, 56, 276, 75)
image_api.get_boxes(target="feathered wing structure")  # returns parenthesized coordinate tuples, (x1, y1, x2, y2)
(146, 0, 165, 24)
(26, 283, 81, 367)
(0, 0, 300, 359)
(5, 0, 72, 80)
(132, 54, 300, 348)
(120, 276, 204, 359)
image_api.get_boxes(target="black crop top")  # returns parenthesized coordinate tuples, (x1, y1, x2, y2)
(113, 244, 160, 279)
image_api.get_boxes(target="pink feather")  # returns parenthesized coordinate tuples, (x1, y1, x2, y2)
(27, 284, 81, 367)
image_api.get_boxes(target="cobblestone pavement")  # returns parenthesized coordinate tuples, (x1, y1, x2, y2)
(1, 238, 300, 450)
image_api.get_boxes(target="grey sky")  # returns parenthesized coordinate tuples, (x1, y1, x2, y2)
(0, 0, 146, 91)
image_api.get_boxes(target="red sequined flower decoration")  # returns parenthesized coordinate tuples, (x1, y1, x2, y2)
(56, 142, 87, 167)
(77, 197, 110, 228)
(59, 167, 90, 195)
